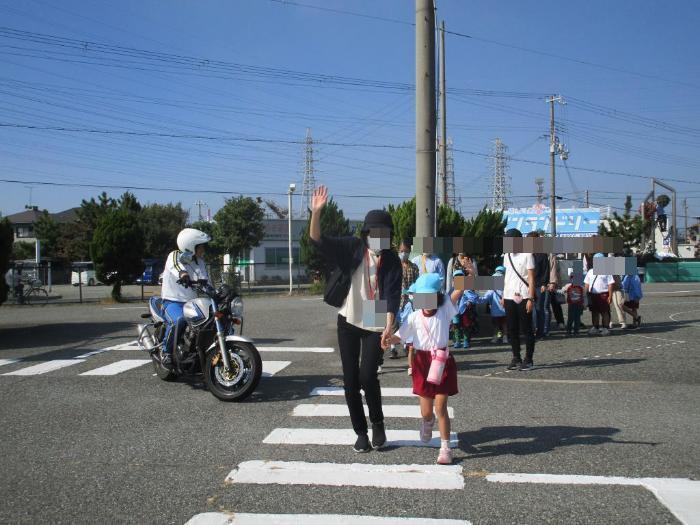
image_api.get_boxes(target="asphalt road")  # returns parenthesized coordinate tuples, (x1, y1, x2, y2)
(1, 283, 699, 524)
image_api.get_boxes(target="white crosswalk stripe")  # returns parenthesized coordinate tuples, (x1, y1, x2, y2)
(186, 512, 470, 524)
(258, 346, 334, 353)
(293, 403, 454, 418)
(0, 358, 21, 368)
(226, 460, 465, 490)
(262, 361, 291, 377)
(263, 428, 457, 448)
(311, 386, 413, 397)
(80, 359, 151, 376)
(3, 359, 86, 376)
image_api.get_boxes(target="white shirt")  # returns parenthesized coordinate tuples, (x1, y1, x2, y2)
(339, 249, 383, 331)
(161, 250, 209, 302)
(584, 269, 615, 294)
(503, 253, 535, 300)
(396, 298, 457, 351)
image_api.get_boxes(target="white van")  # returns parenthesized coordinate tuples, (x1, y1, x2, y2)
(71, 262, 101, 286)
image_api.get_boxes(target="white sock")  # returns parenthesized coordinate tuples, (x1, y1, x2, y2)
(441, 439, 450, 449)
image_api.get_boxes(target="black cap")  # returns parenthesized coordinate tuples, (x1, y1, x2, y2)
(504, 228, 522, 238)
(362, 209, 393, 233)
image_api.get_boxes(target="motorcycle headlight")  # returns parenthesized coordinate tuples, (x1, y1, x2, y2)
(230, 296, 244, 318)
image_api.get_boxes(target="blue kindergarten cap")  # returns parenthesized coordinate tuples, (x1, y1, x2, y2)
(594, 252, 605, 258)
(408, 273, 444, 294)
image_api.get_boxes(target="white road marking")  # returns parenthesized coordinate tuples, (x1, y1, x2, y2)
(3, 359, 86, 376)
(100, 341, 141, 351)
(258, 346, 334, 353)
(646, 290, 700, 294)
(293, 403, 454, 418)
(626, 334, 687, 343)
(80, 359, 150, 376)
(262, 361, 291, 377)
(186, 512, 470, 525)
(487, 473, 700, 525)
(311, 386, 414, 397)
(0, 359, 20, 368)
(226, 460, 464, 490)
(669, 310, 700, 329)
(262, 428, 457, 448)
(104, 306, 148, 310)
(74, 348, 113, 359)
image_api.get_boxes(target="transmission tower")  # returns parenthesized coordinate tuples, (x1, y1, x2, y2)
(301, 128, 316, 218)
(535, 178, 545, 204)
(489, 138, 510, 211)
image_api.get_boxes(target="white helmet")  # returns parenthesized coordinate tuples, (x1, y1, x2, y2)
(177, 228, 211, 253)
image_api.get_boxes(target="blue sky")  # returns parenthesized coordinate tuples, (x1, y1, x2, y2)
(1, 0, 699, 226)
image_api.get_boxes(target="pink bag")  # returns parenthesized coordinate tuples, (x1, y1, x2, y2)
(427, 348, 449, 385)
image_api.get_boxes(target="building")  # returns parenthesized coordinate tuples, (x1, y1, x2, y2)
(5, 207, 79, 244)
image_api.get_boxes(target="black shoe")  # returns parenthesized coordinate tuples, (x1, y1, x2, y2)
(388, 348, 399, 360)
(353, 433, 372, 453)
(371, 422, 386, 449)
(520, 360, 534, 371)
(507, 357, 522, 370)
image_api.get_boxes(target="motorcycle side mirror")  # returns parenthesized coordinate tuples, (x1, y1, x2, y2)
(178, 250, 194, 266)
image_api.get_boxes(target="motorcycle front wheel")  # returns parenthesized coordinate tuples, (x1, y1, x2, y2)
(204, 341, 262, 402)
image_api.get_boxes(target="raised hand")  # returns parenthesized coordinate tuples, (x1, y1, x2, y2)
(311, 185, 329, 213)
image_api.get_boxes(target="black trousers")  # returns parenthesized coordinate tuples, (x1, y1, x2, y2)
(337, 315, 384, 435)
(504, 299, 535, 361)
(550, 291, 565, 325)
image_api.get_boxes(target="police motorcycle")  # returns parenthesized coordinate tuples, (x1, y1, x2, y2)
(136, 274, 262, 402)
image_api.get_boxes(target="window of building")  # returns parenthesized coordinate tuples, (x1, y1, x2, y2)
(265, 247, 299, 266)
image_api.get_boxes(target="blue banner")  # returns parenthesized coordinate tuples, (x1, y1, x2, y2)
(505, 207, 601, 237)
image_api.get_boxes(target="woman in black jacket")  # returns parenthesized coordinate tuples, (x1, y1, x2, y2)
(309, 186, 402, 453)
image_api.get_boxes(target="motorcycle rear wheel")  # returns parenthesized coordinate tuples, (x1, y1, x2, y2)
(204, 341, 261, 402)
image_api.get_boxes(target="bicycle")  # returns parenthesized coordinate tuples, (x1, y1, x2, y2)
(13, 279, 49, 306)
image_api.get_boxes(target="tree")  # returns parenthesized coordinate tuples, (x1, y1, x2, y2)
(598, 195, 650, 255)
(299, 198, 351, 280)
(12, 241, 35, 260)
(90, 209, 145, 301)
(118, 191, 142, 214)
(213, 196, 265, 259)
(140, 203, 188, 260)
(462, 207, 507, 274)
(0, 217, 13, 305)
(34, 211, 60, 258)
(386, 197, 416, 246)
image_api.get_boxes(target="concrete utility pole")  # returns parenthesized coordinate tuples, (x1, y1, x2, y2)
(585, 189, 589, 208)
(416, 0, 436, 238)
(439, 20, 447, 207)
(547, 95, 564, 236)
(288, 183, 296, 295)
(684, 198, 688, 242)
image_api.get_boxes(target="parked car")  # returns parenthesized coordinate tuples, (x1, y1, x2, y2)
(71, 262, 101, 286)
(136, 259, 165, 285)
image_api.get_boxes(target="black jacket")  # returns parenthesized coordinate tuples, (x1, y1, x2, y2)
(311, 234, 402, 315)
(533, 253, 550, 287)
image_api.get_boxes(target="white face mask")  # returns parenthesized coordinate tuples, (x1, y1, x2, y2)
(398, 252, 409, 261)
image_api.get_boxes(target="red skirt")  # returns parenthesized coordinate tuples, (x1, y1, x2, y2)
(412, 350, 458, 398)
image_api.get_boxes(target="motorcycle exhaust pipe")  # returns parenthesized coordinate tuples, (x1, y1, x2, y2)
(137, 324, 156, 351)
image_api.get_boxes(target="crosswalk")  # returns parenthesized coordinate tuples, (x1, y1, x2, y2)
(0, 341, 317, 378)
(188, 382, 467, 524)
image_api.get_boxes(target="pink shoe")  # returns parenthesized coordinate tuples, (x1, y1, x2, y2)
(419, 415, 435, 443)
(437, 446, 453, 465)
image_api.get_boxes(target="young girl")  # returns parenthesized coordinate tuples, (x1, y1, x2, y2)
(385, 272, 463, 465)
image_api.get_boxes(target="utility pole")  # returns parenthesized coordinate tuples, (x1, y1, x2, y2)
(585, 189, 589, 208)
(416, 0, 436, 239)
(684, 198, 688, 242)
(438, 20, 447, 207)
(547, 95, 564, 236)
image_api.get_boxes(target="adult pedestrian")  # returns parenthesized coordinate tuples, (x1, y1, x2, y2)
(309, 186, 402, 453)
(528, 232, 552, 339)
(584, 253, 615, 335)
(502, 228, 537, 371)
(548, 255, 565, 330)
(412, 250, 445, 281)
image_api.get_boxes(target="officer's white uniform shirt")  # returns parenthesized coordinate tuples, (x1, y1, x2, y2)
(161, 250, 209, 302)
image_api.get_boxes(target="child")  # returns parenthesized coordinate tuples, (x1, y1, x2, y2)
(385, 273, 463, 465)
(561, 268, 584, 335)
(621, 272, 643, 327)
(479, 265, 507, 344)
(450, 269, 479, 349)
(399, 292, 415, 375)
